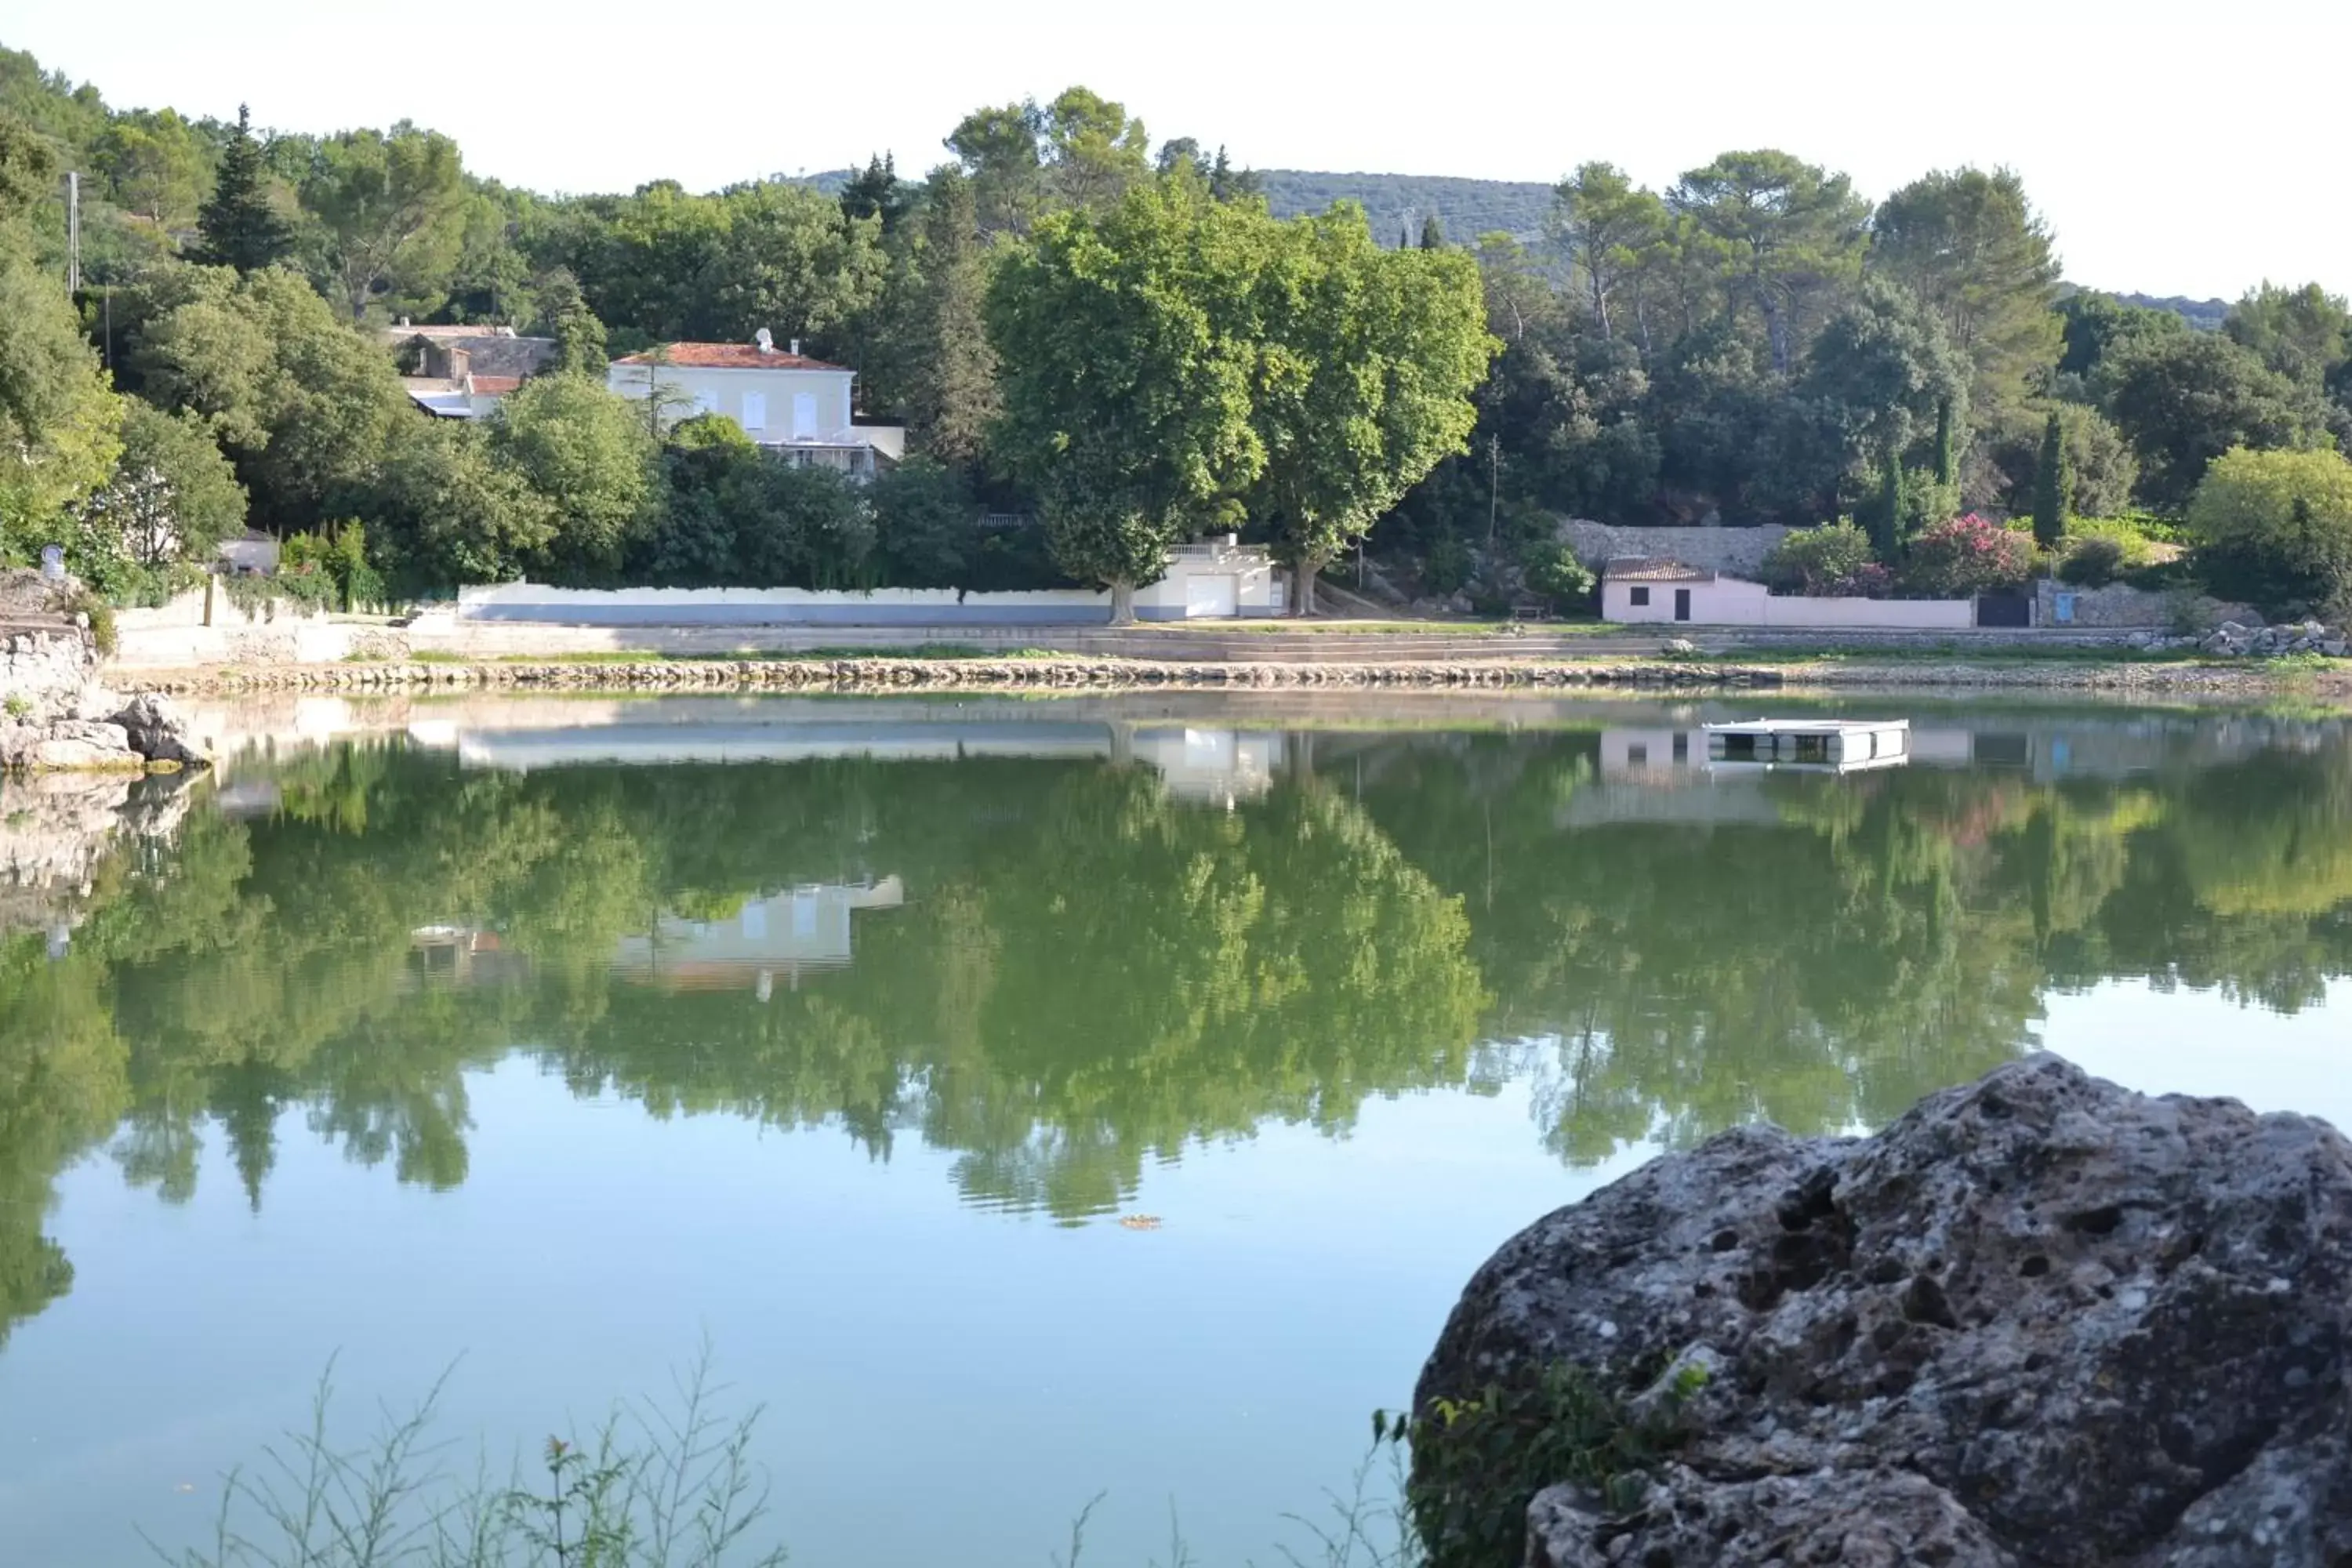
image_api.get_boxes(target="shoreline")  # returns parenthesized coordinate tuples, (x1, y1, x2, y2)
(115, 653, 2352, 699)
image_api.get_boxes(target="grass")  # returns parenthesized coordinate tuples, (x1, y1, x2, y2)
(1150, 619, 1613, 637)
(147, 1352, 1434, 1568)
(1666, 641, 2216, 668)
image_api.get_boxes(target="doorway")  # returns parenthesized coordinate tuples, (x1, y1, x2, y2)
(1674, 588, 1692, 622)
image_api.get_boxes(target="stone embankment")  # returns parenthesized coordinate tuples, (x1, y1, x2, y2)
(1417, 1054, 2352, 1566)
(115, 652, 2349, 697)
(3, 593, 212, 771)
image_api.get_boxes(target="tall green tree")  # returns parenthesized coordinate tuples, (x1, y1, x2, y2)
(191, 105, 293, 274)
(2031, 409, 2067, 547)
(298, 123, 469, 321)
(1870, 167, 2063, 418)
(1248, 207, 1494, 613)
(837, 152, 910, 235)
(2101, 331, 2325, 510)
(93, 108, 209, 230)
(488, 374, 653, 583)
(707, 179, 884, 352)
(82, 400, 248, 568)
(884, 169, 999, 465)
(1670, 150, 1871, 374)
(2223, 282, 2352, 392)
(986, 182, 1269, 621)
(945, 101, 1045, 236)
(530, 267, 608, 376)
(1040, 87, 1152, 212)
(1547, 162, 1666, 343)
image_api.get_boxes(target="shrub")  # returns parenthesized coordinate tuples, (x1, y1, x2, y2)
(2186, 446, 2352, 619)
(1760, 521, 1882, 597)
(1422, 535, 1474, 596)
(1900, 514, 2035, 598)
(2059, 535, 2129, 587)
(1518, 540, 1595, 612)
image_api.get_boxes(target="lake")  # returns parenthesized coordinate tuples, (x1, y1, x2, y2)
(3, 691, 2349, 1566)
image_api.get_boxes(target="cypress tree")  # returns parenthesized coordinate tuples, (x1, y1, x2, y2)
(1419, 214, 1446, 250)
(2031, 410, 2067, 549)
(194, 105, 294, 273)
(1875, 446, 1907, 559)
(1933, 397, 1956, 487)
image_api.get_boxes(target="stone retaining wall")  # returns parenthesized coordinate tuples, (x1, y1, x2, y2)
(1, 627, 97, 720)
(1562, 519, 1791, 575)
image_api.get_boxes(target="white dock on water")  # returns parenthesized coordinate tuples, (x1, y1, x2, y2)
(1701, 718, 1911, 772)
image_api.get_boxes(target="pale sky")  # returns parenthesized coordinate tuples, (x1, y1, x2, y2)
(6, 0, 2347, 300)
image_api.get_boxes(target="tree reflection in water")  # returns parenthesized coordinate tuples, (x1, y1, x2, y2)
(4, 711, 2350, 1341)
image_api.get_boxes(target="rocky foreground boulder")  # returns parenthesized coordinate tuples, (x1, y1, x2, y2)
(1416, 1054, 2352, 1566)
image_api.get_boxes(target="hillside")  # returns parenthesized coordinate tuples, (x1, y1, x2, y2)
(1254, 170, 1553, 242)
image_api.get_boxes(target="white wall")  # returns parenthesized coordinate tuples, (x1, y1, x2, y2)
(452, 554, 1283, 626)
(1603, 577, 1973, 630)
(608, 363, 855, 441)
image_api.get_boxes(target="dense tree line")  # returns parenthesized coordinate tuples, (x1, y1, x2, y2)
(2, 44, 2350, 611)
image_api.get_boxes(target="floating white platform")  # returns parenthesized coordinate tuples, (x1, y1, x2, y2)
(1701, 718, 1911, 768)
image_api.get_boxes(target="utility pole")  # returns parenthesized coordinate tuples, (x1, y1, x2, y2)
(1486, 433, 1499, 551)
(65, 171, 81, 295)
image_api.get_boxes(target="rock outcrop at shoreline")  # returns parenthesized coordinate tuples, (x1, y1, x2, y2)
(2, 622, 211, 773)
(1415, 1055, 2352, 1566)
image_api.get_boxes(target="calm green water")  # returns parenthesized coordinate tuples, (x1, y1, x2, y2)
(3, 695, 2350, 1566)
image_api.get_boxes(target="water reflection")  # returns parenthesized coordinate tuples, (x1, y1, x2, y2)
(4, 699, 2350, 1347)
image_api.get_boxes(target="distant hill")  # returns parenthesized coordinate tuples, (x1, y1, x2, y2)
(793, 166, 1555, 245)
(2114, 292, 2230, 331)
(1255, 170, 1554, 243)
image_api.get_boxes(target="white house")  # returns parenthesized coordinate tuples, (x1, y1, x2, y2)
(1601, 557, 1975, 630)
(608, 330, 905, 479)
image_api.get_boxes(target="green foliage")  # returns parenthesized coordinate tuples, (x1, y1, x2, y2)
(1385, 1359, 1703, 1568)
(1517, 539, 1595, 611)
(869, 456, 978, 587)
(1669, 149, 1872, 374)
(2187, 445, 2352, 618)
(985, 180, 1269, 612)
(488, 374, 655, 584)
(2058, 534, 2128, 587)
(281, 521, 384, 610)
(193, 105, 296, 274)
(298, 123, 470, 321)
(0, 242, 123, 557)
(1247, 205, 1496, 608)
(1762, 519, 1884, 595)
(362, 419, 556, 593)
(1870, 167, 2062, 417)
(1421, 535, 1473, 595)
(2032, 409, 2068, 547)
(2100, 330, 2328, 511)
(2223, 281, 2350, 391)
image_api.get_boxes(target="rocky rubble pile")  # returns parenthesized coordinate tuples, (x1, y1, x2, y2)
(1416, 1055, 2352, 1566)
(2127, 619, 2351, 657)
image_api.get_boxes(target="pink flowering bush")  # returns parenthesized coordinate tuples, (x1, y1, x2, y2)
(1900, 514, 2035, 598)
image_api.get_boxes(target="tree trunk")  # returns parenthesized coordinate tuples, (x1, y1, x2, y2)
(1109, 579, 1136, 626)
(1293, 560, 1323, 617)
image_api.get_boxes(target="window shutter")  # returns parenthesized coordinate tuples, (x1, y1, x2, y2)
(741, 392, 767, 430)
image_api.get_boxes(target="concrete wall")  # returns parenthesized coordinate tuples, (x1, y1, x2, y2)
(1563, 521, 1791, 577)
(451, 557, 1283, 627)
(1603, 577, 1973, 629)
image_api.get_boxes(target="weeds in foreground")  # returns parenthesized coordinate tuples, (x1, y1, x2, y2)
(144, 1345, 786, 1568)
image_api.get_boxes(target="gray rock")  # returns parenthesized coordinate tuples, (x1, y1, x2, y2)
(1526, 1468, 2016, 1568)
(1661, 638, 1698, 655)
(1416, 1055, 2352, 1567)
(0, 720, 141, 771)
(105, 692, 210, 768)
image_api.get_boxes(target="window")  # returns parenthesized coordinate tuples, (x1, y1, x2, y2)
(1629, 586, 1650, 606)
(740, 391, 767, 430)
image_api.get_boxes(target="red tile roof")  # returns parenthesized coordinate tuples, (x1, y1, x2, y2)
(1605, 557, 1716, 583)
(612, 343, 849, 372)
(469, 376, 523, 395)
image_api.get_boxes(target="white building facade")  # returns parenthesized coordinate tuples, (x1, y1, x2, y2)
(608, 332, 904, 478)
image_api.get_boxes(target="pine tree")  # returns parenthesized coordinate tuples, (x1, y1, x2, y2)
(193, 105, 294, 273)
(2031, 409, 2068, 548)
(1419, 214, 1446, 249)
